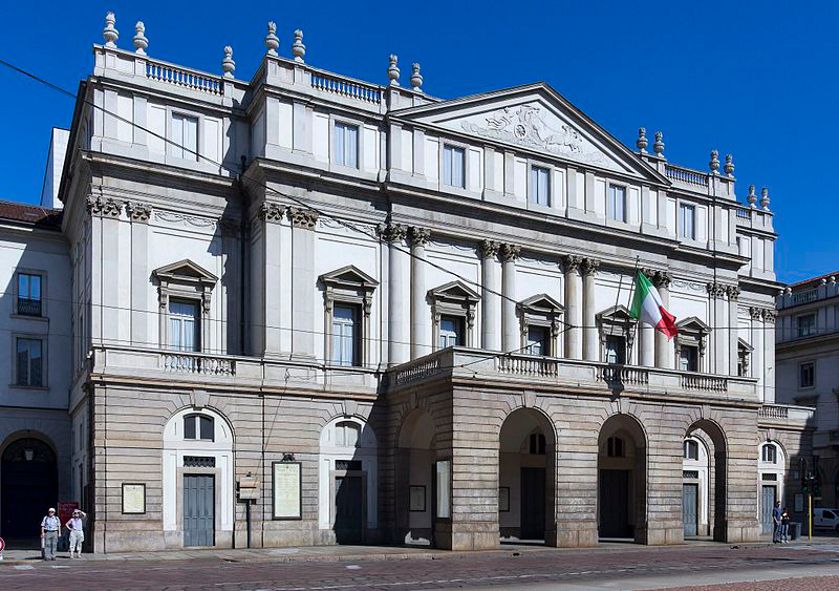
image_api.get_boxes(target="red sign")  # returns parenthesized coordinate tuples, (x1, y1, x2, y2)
(58, 501, 79, 526)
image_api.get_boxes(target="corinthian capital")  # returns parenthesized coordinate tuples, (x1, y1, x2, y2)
(479, 239, 500, 259)
(652, 270, 672, 288)
(726, 285, 741, 301)
(259, 202, 286, 223)
(126, 201, 152, 223)
(287, 207, 319, 229)
(580, 257, 600, 276)
(706, 282, 728, 299)
(499, 243, 521, 262)
(376, 222, 407, 243)
(563, 255, 583, 274)
(409, 227, 431, 246)
(86, 195, 123, 218)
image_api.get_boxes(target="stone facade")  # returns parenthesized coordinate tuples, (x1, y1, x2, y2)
(0, 13, 813, 551)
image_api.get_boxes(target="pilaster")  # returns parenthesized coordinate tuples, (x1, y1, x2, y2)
(127, 202, 151, 347)
(706, 282, 730, 375)
(380, 223, 410, 365)
(288, 207, 318, 358)
(410, 227, 432, 358)
(727, 286, 741, 376)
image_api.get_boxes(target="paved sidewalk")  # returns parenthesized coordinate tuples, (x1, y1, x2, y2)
(0, 537, 829, 566)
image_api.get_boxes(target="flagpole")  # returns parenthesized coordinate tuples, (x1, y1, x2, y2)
(625, 256, 641, 363)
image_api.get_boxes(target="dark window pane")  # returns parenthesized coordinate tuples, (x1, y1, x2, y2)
(199, 416, 214, 441)
(184, 416, 196, 439)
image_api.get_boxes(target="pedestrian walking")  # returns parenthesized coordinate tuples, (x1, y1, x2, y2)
(772, 501, 783, 543)
(780, 507, 790, 543)
(40, 507, 60, 560)
(65, 509, 87, 558)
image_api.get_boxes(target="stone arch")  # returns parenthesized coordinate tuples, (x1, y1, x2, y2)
(685, 418, 728, 541)
(757, 438, 786, 536)
(597, 413, 647, 543)
(162, 405, 234, 548)
(1, 431, 59, 543)
(498, 406, 557, 546)
(319, 415, 378, 544)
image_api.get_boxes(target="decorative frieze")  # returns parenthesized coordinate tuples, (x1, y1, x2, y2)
(156, 211, 215, 228)
(479, 239, 500, 259)
(126, 202, 152, 223)
(377, 222, 407, 243)
(499, 243, 521, 262)
(259, 202, 286, 223)
(287, 207, 318, 229)
(409, 227, 431, 246)
(87, 195, 123, 218)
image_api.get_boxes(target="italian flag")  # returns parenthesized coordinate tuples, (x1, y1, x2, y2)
(630, 271, 678, 339)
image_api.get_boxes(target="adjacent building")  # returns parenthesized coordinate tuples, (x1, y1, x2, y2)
(0, 12, 814, 552)
(776, 274, 839, 507)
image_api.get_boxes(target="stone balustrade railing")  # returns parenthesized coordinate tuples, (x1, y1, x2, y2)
(393, 356, 442, 386)
(146, 59, 223, 95)
(310, 70, 382, 104)
(598, 365, 650, 386)
(758, 405, 788, 419)
(665, 164, 709, 187)
(495, 355, 559, 377)
(162, 352, 235, 376)
(680, 374, 727, 392)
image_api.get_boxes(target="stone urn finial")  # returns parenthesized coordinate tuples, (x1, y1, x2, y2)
(760, 187, 770, 210)
(133, 21, 148, 55)
(709, 149, 720, 173)
(222, 46, 235, 78)
(724, 153, 734, 176)
(103, 11, 119, 48)
(746, 184, 757, 208)
(410, 63, 423, 91)
(265, 21, 279, 56)
(292, 29, 306, 62)
(636, 127, 648, 152)
(388, 54, 400, 86)
(653, 130, 665, 157)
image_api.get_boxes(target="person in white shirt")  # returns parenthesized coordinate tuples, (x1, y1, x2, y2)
(40, 508, 61, 561)
(64, 509, 87, 558)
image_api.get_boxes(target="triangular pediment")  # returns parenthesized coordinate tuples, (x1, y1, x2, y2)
(677, 316, 710, 332)
(393, 83, 668, 183)
(153, 259, 218, 283)
(319, 265, 379, 287)
(519, 293, 564, 313)
(597, 304, 636, 323)
(428, 280, 481, 302)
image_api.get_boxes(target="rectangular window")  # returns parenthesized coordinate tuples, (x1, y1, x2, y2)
(170, 113, 198, 160)
(679, 203, 696, 240)
(442, 145, 465, 188)
(607, 184, 626, 222)
(605, 335, 627, 364)
(529, 166, 551, 206)
(334, 122, 359, 168)
(332, 304, 360, 366)
(526, 325, 550, 356)
(16, 337, 43, 387)
(797, 314, 816, 338)
(438, 315, 465, 349)
(169, 299, 200, 352)
(679, 345, 699, 372)
(800, 361, 815, 388)
(17, 273, 42, 316)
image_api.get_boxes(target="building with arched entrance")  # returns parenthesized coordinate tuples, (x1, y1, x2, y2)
(0, 12, 818, 553)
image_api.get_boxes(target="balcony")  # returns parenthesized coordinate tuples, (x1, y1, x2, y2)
(389, 347, 758, 403)
(758, 403, 815, 430)
(16, 297, 42, 317)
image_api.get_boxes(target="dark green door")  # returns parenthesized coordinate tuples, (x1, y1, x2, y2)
(683, 483, 698, 537)
(599, 469, 631, 538)
(1, 438, 57, 546)
(334, 475, 363, 544)
(183, 474, 214, 547)
(520, 467, 546, 540)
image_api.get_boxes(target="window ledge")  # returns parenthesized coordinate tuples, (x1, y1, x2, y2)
(9, 314, 49, 323)
(8, 384, 49, 391)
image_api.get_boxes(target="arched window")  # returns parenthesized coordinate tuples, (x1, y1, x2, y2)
(334, 421, 361, 447)
(761, 443, 778, 464)
(684, 439, 699, 460)
(529, 432, 546, 455)
(607, 436, 625, 458)
(184, 414, 214, 442)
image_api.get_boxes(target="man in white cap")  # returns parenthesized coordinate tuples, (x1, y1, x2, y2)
(65, 508, 87, 558)
(40, 507, 60, 560)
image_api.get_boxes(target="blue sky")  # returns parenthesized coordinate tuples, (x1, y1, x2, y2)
(0, 1, 834, 284)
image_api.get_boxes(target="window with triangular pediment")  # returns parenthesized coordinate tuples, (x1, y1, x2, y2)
(152, 260, 218, 353)
(428, 281, 480, 350)
(596, 305, 637, 365)
(318, 265, 379, 367)
(517, 294, 564, 357)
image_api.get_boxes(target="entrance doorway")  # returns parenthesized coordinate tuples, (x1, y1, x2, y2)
(683, 483, 698, 537)
(183, 474, 214, 547)
(520, 467, 546, 539)
(1, 437, 57, 546)
(760, 484, 776, 535)
(334, 474, 364, 544)
(597, 414, 647, 543)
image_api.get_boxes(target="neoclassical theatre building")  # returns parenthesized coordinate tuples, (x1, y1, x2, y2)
(0, 14, 814, 552)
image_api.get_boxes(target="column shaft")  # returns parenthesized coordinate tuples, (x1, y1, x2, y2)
(654, 274, 674, 369)
(480, 241, 502, 351)
(411, 228, 432, 358)
(385, 225, 410, 365)
(500, 244, 520, 352)
(289, 208, 317, 358)
(564, 257, 583, 360)
(582, 259, 600, 362)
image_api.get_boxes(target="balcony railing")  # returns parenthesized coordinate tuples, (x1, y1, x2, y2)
(16, 297, 42, 317)
(495, 355, 559, 377)
(162, 352, 235, 376)
(758, 405, 788, 419)
(310, 71, 382, 104)
(665, 164, 709, 187)
(393, 356, 442, 386)
(598, 365, 650, 386)
(681, 374, 727, 392)
(146, 59, 223, 96)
